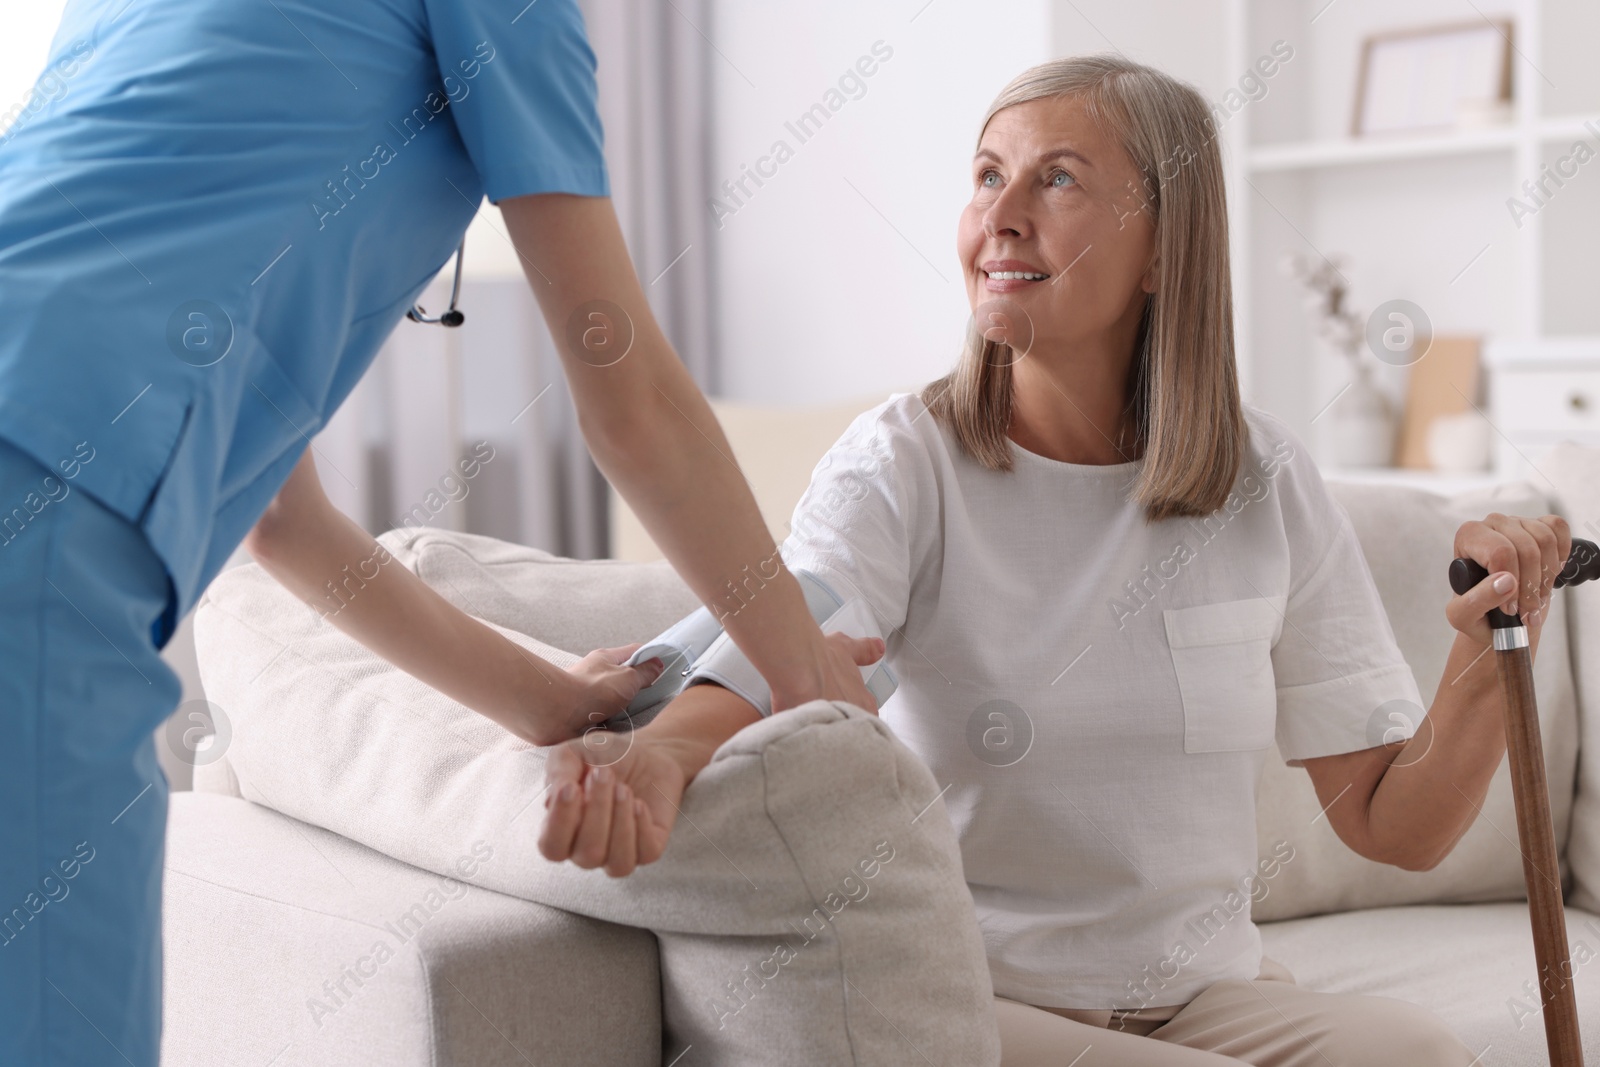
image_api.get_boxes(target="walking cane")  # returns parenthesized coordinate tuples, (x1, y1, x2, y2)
(1449, 536, 1600, 1067)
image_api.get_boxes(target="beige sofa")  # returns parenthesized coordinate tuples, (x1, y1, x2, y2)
(162, 395, 1600, 1067)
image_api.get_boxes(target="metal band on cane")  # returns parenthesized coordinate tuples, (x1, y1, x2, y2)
(1493, 627, 1530, 651)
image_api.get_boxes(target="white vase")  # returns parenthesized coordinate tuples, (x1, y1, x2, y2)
(1325, 373, 1395, 468)
(1427, 411, 1492, 472)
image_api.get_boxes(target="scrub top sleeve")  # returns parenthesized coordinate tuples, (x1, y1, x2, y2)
(423, 0, 609, 202)
(1270, 474, 1426, 765)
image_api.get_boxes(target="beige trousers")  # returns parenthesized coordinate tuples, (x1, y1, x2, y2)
(995, 958, 1482, 1066)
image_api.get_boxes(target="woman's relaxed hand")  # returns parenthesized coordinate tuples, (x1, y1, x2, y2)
(537, 682, 762, 877)
(537, 727, 697, 877)
(558, 643, 664, 739)
(1447, 512, 1572, 645)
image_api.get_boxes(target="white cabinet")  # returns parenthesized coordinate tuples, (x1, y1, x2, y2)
(1486, 337, 1600, 483)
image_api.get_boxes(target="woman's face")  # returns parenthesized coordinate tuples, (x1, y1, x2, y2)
(957, 94, 1157, 360)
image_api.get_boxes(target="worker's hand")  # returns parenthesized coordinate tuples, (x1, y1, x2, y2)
(560, 643, 665, 738)
(1447, 513, 1572, 646)
(537, 727, 695, 877)
(770, 631, 886, 716)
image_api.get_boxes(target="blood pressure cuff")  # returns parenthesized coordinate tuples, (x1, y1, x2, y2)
(615, 568, 896, 727)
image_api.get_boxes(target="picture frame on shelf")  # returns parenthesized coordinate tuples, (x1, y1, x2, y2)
(1352, 19, 1513, 137)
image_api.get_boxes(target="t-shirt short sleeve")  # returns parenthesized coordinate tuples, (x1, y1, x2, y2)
(1266, 429, 1426, 764)
(779, 400, 923, 641)
(421, 0, 609, 202)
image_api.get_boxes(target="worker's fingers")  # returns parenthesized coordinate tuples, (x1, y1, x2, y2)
(586, 644, 665, 695)
(631, 657, 665, 689)
(827, 631, 886, 667)
(537, 744, 588, 862)
(593, 643, 643, 666)
(568, 764, 616, 869)
(821, 632, 883, 714)
(603, 782, 638, 878)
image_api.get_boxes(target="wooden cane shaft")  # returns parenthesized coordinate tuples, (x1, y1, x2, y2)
(1496, 644, 1585, 1067)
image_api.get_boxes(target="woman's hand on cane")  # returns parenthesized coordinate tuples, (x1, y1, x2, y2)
(1445, 512, 1571, 646)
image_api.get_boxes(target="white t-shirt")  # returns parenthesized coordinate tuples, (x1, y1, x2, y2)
(778, 392, 1424, 1010)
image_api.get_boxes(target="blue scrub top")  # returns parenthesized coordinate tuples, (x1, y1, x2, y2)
(0, 0, 608, 629)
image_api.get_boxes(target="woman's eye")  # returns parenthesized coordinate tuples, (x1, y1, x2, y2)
(1050, 170, 1076, 188)
(980, 170, 1000, 188)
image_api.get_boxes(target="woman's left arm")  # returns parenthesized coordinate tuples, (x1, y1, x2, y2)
(1300, 511, 1572, 871)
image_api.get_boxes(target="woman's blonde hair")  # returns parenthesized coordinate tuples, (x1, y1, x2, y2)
(921, 53, 1245, 522)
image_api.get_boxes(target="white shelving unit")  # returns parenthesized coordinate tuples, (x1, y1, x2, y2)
(1221, 0, 1600, 493)
(1248, 124, 1517, 172)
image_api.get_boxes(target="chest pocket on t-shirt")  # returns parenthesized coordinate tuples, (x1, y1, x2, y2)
(1163, 596, 1286, 754)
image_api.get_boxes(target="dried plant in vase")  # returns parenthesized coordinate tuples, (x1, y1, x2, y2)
(1280, 252, 1396, 467)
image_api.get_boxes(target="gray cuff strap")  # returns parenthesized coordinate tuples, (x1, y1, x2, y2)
(682, 630, 770, 712)
(684, 569, 897, 716)
(621, 603, 728, 717)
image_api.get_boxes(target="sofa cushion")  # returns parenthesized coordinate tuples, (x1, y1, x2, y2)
(1260, 902, 1600, 1065)
(162, 792, 661, 1067)
(1253, 479, 1579, 921)
(385, 525, 704, 655)
(192, 547, 1002, 1067)
(191, 526, 698, 796)
(1542, 442, 1600, 911)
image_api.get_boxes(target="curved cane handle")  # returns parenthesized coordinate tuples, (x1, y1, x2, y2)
(1448, 537, 1599, 627)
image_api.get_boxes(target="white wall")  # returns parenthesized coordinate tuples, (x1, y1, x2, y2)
(1, 0, 73, 135)
(1053, 0, 1229, 101)
(702, 0, 1263, 407)
(708, 0, 1053, 405)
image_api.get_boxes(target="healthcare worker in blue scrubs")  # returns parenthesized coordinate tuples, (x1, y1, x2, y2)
(0, 1, 883, 1062)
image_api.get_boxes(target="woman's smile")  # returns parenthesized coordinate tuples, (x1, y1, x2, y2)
(982, 258, 1052, 292)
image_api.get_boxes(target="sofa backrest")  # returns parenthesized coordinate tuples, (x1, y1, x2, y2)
(198, 417, 1600, 922)
(422, 482, 1588, 922)
(1541, 443, 1600, 912)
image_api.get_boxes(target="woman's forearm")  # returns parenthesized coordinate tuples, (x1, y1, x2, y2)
(245, 454, 578, 744)
(1364, 626, 1543, 869)
(1316, 516, 1567, 871)
(640, 682, 765, 782)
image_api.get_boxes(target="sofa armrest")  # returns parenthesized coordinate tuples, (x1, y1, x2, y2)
(190, 754, 242, 797)
(162, 793, 660, 1067)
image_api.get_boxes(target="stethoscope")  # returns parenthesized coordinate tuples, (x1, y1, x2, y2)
(406, 238, 466, 327)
